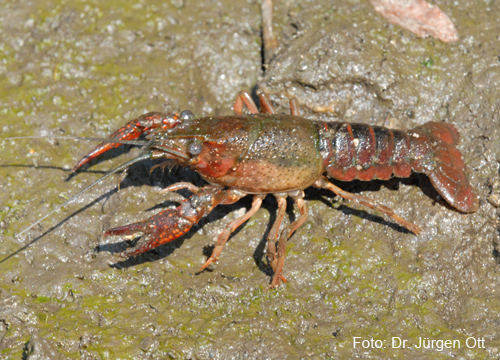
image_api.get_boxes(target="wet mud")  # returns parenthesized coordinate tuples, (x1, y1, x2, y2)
(1, 0, 499, 358)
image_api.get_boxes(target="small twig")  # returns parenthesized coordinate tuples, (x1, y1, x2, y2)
(261, 0, 278, 68)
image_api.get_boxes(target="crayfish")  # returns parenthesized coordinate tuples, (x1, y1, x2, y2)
(18, 91, 478, 288)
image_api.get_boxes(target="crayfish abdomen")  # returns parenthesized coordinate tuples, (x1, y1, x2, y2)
(318, 121, 478, 213)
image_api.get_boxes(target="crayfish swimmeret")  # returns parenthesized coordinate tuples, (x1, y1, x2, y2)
(21, 91, 479, 288)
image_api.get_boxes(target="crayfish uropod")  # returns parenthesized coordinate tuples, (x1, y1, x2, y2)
(24, 91, 479, 288)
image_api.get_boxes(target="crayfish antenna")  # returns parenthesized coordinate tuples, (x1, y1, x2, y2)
(7, 135, 149, 147)
(15, 152, 153, 240)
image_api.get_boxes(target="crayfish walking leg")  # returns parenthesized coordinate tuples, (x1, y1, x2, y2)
(267, 191, 308, 288)
(266, 195, 288, 284)
(314, 176, 421, 234)
(197, 194, 265, 272)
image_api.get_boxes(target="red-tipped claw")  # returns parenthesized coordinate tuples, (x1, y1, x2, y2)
(105, 186, 230, 257)
(105, 208, 194, 257)
(72, 112, 180, 172)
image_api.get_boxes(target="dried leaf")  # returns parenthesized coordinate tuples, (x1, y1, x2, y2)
(370, 0, 459, 42)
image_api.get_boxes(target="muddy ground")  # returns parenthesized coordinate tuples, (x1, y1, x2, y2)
(1, 0, 499, 358)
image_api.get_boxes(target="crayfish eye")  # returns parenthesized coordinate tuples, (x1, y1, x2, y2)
(188, 141, 203, 156)
(180, 110, 194, 121)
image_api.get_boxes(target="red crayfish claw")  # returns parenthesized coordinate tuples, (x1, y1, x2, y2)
(72, 112, 183, 172)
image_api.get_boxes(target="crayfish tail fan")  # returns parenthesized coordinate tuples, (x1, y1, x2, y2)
(417, 122, 478, 213)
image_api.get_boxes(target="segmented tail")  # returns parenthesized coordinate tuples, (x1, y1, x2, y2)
(413, 122, 478, 213)
(318, 121, 478, 212)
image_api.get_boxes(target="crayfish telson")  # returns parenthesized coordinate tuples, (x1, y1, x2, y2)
(19, 91, 478, 288)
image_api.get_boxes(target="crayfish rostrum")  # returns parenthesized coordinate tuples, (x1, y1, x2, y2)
(20, 91, 478, 288)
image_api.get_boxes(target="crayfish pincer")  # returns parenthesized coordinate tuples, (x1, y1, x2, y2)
(19, 91, 478, 288)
